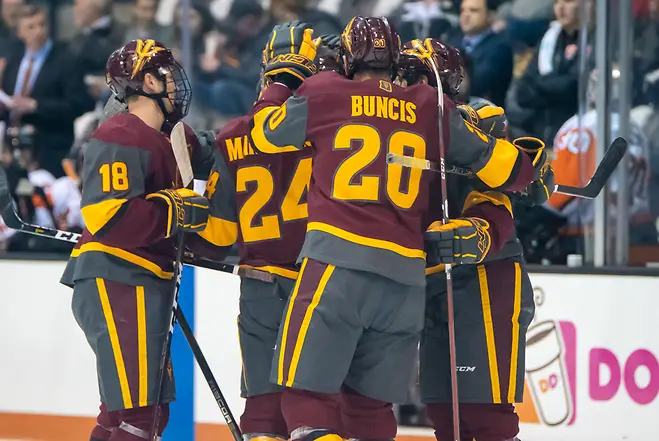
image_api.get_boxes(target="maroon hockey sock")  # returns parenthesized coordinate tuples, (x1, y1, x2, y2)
(281, 388, 343, 436)
(460, 403, 519, 441)
(426, 403, 519, 441)
(340, 386, 397, 440)
(240, 393, 288, 437)
(91, 402, 120, 440)
(108, 404, 170, 440)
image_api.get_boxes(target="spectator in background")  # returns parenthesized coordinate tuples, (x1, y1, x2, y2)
(69, 0, 125, 101)
(0, 0, 25, 74)
(124, 0, 173, 45)
(270, 0, 342, 36)
(196, 0, 269, 118)
(493, 0, 553, 48)
(395, 0, 460, 43)
(511, 0, 585, 145)
(530, 67, 656, 264)
(0, 5, 94, 178)
(452, 0, 513, 106)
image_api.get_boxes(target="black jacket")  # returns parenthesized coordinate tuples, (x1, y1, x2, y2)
(513, 29, 585, 145)
(68, 19, 126, 77)
(0, 43, 95, 171)
(452, 31, 514, 107)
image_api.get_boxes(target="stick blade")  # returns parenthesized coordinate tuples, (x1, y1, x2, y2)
(170, 121, 194, 187)
(555, 137, 628, 199)
(590, 137, 628, 189)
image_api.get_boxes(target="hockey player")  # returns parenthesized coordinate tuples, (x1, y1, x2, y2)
(60, 40, 216, 441)
(398, 38, 552, 441)
(195, 37, 343, 441)
(246, 19, 544, 441)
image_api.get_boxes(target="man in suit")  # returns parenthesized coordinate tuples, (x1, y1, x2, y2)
(0, 4, 95, 177)
(453, 0, 513, 106)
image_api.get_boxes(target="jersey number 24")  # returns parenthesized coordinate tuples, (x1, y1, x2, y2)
(235, 158, 312, 243)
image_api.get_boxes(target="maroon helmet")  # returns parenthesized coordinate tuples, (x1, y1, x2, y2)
(397, 38, 464, 97)
(106, 39, 192, 123)
(340, 16, 401, 79)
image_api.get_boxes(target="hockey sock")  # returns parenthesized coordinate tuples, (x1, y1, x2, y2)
(240, 393, 288, 438)
(281, 389, 342, 438)
(340, 385, 397, 440)
(91, 402, 120, 441)
(426, 403, 519, 441)
(108, 404, 170, 441)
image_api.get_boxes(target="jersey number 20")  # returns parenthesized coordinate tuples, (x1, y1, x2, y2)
(332, 124, 426, 209)
(237, 157, 312, 243)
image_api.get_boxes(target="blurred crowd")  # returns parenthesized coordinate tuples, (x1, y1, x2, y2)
(0, 0, 658, 265)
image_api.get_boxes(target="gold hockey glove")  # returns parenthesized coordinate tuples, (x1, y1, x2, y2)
(263, 21, 319, 89)
(425, 217, 491, 265)
(147, 188, 209, 238)
(458, 99, 508, 139)
(512, 137, 555, 206)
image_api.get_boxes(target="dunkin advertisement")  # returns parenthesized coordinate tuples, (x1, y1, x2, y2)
(517, 273, 659, 441)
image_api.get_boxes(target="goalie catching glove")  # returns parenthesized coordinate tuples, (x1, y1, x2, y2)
(425, 218, 491, 265)
(513, 137, 555, 206)
(262, 21, 319, 89)
(146, 188, 209, 238)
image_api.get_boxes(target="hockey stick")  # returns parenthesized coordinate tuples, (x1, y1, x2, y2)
(149, 123, 241, 441)
(387, 137, 629, 200)
(412, 39, 460, 441)
(0, 168, 273, 282)
(150, 121, 190, 441)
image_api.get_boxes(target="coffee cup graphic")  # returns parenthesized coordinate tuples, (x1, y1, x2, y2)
(525, 320, 572, 426)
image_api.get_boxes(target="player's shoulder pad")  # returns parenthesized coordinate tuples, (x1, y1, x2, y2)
(216, 115, 251, 145)
(92, 113, 162, 152)
(297, 71, 346, 95)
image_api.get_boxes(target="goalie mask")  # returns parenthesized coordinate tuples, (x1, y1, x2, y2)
(106, 39, 192, 123)
(397, 38, 464, 97)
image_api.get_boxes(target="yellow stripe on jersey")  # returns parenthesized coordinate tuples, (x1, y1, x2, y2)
(136, 286, 148, 407)
(278, 258, 308, 385)
(307, 222, 426, 259)
(475, 139, 520, 189)
(508, 262, 523, 402)
(462, 190, 513, 217)
(81, 198, 127, 235)
(286, 264, 335, 387)
(97, 278, 133, 409)
(251, 106, 304, 154)
(240, 265, 299, 280)
(71, 242, 174, 280)
(477, 265, 501, 403)
(198, 215, 238, 247)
